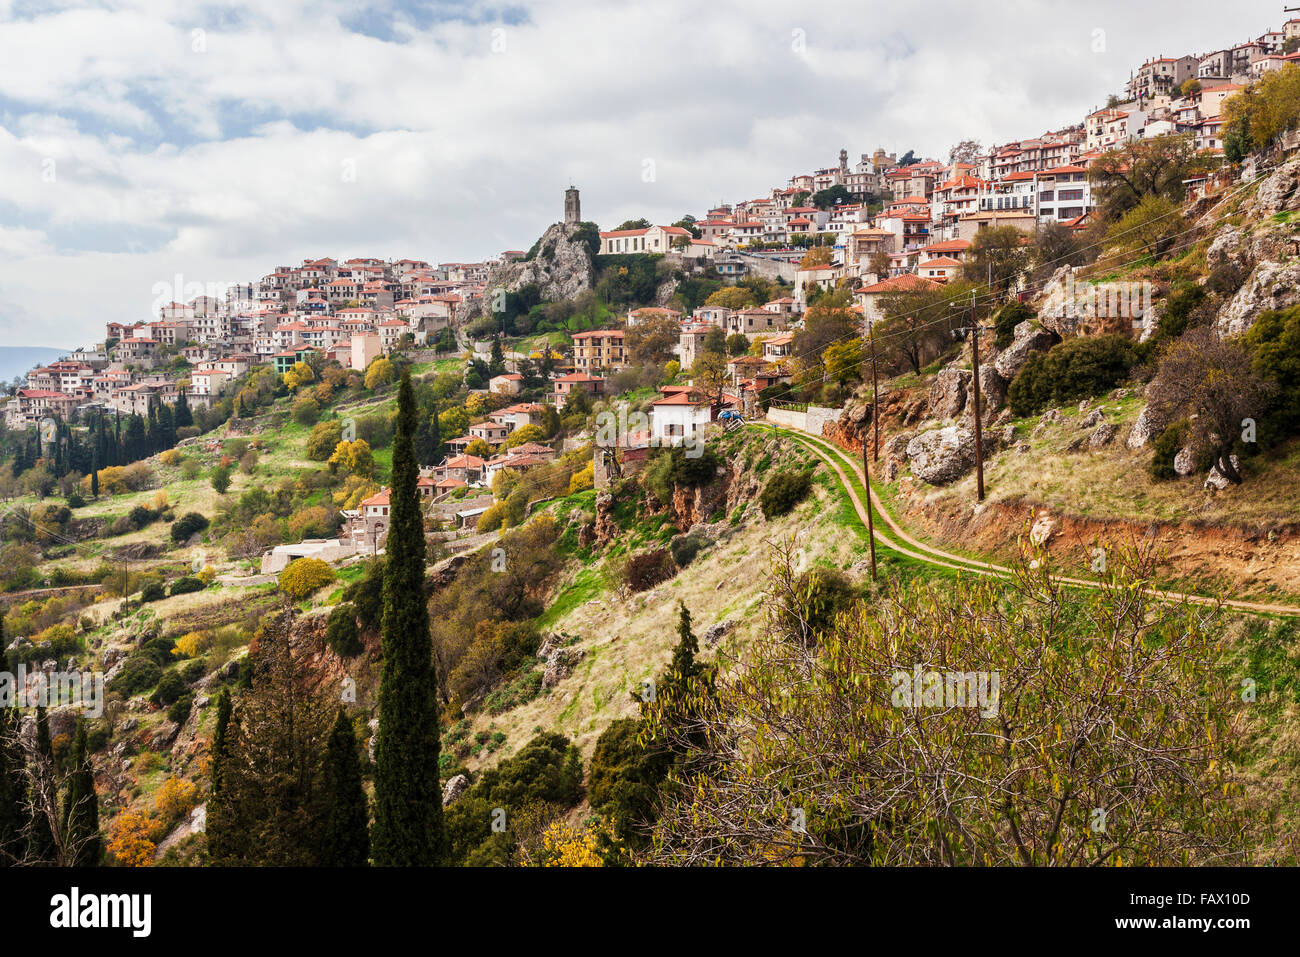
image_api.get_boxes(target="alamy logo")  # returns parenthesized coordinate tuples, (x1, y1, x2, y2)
(1041, 271, 1153, 326)
(0, 666, 103, 718)
(891, 664, 1000, 718)
(50, 887, 151, 937)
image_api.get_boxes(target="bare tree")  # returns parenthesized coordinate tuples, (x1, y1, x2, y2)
(1148, 327, 1276, 484)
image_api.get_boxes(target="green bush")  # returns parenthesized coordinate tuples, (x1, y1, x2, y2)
(760, 470, 813, 519)
(151, 669, 188, 707)
(670, 532, 707, 568)
(325, 603, 363, 657)
(141, 636, 177, 665)
(993, 302, 1036, 349)
(1150, 421, 1187, 480)
(180, 660, 206, 684)
(139, 582, 167, 603)
(342, 560, 383, 630)
(169, 576, 205, 596)
(1008, 334, 1137, 416)
(588, 717, 667, 846)
(170, 511, 209, 543)
(109, 656, 162, 697)
(167, 693, 193, 725)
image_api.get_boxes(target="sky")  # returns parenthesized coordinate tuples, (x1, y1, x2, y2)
(0, 0, 1286, 347)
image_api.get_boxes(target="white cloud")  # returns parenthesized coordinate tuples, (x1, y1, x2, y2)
(0, 0, 1284, 345)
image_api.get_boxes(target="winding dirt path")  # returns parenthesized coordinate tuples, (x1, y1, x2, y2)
(761, 424, 1300, 618)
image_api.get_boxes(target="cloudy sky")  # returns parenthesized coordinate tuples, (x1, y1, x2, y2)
(0, 0, 1282, 347)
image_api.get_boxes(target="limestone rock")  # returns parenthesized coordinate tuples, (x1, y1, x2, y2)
(1206, 226, 1244, 270)
(962, 364, 1007, 422)
(905, 426, 992, 485)
(473, 222, 595, 319)
(1126, 403, 1168, 450)
(1252, 158, 1300, 216)
(994, 320, 1058, 381)
(1078, 408, 1104, 430)
(702, 620, 735, 646)
(1204, 456, 1241, 491)
(1173, 446, 1196, 476)
(1029, 512, 1058, 546)
(1218, 258, 1300, 338)
(1089, 422, 1116, 447)
(927, 367, 971, 419)
(442, 774, 470, 808)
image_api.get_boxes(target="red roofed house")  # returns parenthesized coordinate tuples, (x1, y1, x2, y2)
(854, 274, 942, 325)
(598, 225, 693, 255)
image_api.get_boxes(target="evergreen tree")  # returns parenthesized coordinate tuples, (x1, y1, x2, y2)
(155, 402, 176, 451)
(61, 718, 101, 866)
(372, 370, 444, 865)
(205, 689, 233, 861)
(90, 448, 99, 498)
(489, 337, 506, 376)
(27, 706, 57, 864)
(319, 709, 370, 867)
(0, 709, 25, 865)
(174, 391, 193, 429)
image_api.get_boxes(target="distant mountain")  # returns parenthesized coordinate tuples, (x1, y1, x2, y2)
(0, 346, 70, 386)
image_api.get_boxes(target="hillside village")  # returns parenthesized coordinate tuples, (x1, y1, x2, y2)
(6, 9, 1300, 874)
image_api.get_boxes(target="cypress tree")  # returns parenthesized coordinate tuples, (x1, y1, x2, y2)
(205, 689, 233, 862)
(319, 709, 369, 867)
(61, 718, 101, 866)
(0, 709, 25, 866)
(27, 706, 57, 864)
(90, 448, 99, 498)
(174, 391, 193, 429)
(372, 369, 443, 865)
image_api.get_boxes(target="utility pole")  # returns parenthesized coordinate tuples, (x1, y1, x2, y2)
(968, 289, 986, 502)
(869, 323, 880, 462)
(862, 439, 877, 582)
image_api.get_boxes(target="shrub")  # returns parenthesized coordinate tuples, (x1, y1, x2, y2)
(305, 420, 343, 460)
(128, 504, 157, 529)
(670, 531, 706, 568)
(169, 576, 205, 596)
(109, 656, 162, 697)
(621, 548, 676, 592)
(1008, 334, 1137, 417)
(760, 470, 813, 519)
(107, 810, 157, 866)
(326, 603, 363, 657)
(167, 694, 193, 725)
(151, 669, 188, 707)
(1150, 420, 1188, 480)
(139, 581, 167, 603)
(278, 557, 336, 599)
(211, 465, 232, 495)
(170, 511, 209, 543)
(155, 776, 200, 821)
(141, 636, 177, 665)
(993, 302, 1036, 349)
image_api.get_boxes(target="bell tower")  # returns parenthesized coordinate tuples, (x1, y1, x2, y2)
(564, 186, 581, 225)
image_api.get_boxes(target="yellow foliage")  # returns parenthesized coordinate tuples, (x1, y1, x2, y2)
(568, 463, 594, 495)
(172, 631, 210, 659)
(159, 449, 182, 466)
(541, 821, 603, 867)
(279, 557, 336, 599)
(107, 811, 157, 867)
(155, 776, 201, 821)
(197, 565, 216, 585)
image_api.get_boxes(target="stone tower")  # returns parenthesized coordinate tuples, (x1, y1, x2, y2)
(564, 186, 581, 225)
(838, 148, 848, 175)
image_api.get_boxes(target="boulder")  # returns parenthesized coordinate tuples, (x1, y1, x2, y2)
(1126, 403, 1168, 450)
(1078, 408, 1104, 430)
(1173, 446, 1196, 477)
(1206, 226, 1244, 270)
(1204, 456, 1241, 491)
(702, 620, 735, 646)
(1253, 158, 1300, 216)
(905, 426, 993, 485)
(962, 364, 1007, 422)
(1217, 258, 1300, 338)
(927, 367, 970, 419)
(1089, 423, 1116, 448)
(994, 320, 1058, 381)
(442, 774, 470, 808)
(1029, 512, 1058, 546)
(542, 646, 585, 689)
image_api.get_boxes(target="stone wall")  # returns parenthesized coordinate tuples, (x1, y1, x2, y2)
(766, 405, 843, 435)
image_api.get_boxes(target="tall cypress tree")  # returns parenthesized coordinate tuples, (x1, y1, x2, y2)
(0, 709, 25, 866)
(174, 391, 193, 429)
(61, 718, 101, 866)
(372, 369, 443, 865)
(205, 689, 233, 862)
(90, 447, 99, 498)
(27, 706, 57, 864)
(320, 709, 369, 867)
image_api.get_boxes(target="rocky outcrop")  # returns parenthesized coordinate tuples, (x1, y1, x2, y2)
(593, 492, 618, 544)
(1216, 258, 1300, 338)
(1089, 422, 1116, 448)
(702, 620, 735, 646)
(1204, 456, 1241, 491)
(1252, 157, 1300, 216)
(927, 367, 970, 419)
(537, 635, 585, 689)
(905, 426, 993, 485)
(962, 363, 1007, 423)
(1029, 512, 1057, 546)
(442, 774, 469, 808)
(473, 222, 595, 319)
(1126, 400, 1169, 450)
(994, 320, 1058, 381)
